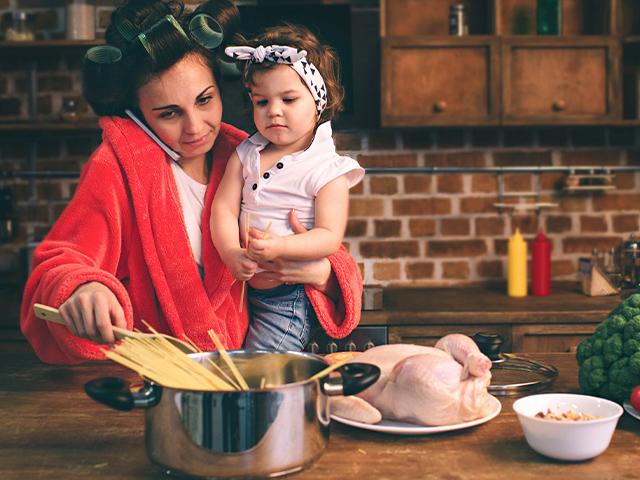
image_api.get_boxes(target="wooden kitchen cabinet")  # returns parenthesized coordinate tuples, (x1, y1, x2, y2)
(389, 324, 513, 350)
(381, 37, 500, 126)
(388, 323, 595, 353)
(380, 0, 636, 126)
(511, 323, 597, 352)
(365, 284, 616, 353)
(502, 37, 620, 124)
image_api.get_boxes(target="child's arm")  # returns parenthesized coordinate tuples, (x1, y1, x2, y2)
(210, 152, 257, 281)
(247, 175, 349, 262)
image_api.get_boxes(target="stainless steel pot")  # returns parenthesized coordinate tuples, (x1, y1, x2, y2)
(85, 350, 380, 479)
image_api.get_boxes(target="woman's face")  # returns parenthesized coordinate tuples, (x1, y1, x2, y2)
(137, 53, 222, 163)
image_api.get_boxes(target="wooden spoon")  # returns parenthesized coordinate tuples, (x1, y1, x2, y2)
(33, 303, 195, 353)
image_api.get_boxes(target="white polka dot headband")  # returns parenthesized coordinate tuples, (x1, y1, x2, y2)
(225, 45, 328, 117)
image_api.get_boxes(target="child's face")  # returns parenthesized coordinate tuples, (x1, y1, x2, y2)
(138, 53, 222, 163)
(249, 64, 317, 151)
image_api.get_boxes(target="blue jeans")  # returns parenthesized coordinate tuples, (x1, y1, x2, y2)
(244, 284, 318, 352)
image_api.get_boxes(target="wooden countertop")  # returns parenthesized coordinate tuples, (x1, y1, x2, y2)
(362, 283, 621, 325)
(1, 351, 638, 479)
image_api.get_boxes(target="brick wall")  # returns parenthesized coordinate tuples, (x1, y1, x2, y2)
(333, 135, 640, 285)
(2, 2, 640, 288)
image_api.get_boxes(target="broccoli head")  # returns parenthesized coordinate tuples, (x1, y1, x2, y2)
(603, 333, 623, 365)
(624, 315, 640, 341)
(577, 295, 640, 403)
(608, 315, 627, 333)
(626, 294, 640, 308)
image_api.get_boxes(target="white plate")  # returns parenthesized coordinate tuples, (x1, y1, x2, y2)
(623, 401, 640, 420)
(331, 395, 502, 435)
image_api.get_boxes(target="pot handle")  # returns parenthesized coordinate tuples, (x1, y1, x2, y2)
(321, 362, 380, 397)
(85, 377, 160, 411)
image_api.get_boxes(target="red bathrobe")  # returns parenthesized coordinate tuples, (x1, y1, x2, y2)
(20, 117, 362, 364)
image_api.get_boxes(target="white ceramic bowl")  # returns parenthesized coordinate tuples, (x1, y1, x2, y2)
(513, 393, 623, 461)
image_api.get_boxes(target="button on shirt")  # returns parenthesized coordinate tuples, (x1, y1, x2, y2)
(237, 121, 364, 243)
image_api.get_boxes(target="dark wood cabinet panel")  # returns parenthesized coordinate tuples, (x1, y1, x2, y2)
(512, 323, 597, 352)
(388, 323, 595, 353)
(502, 38, 620, 124)
(381, 38, 500, 126)
(389, 325, 513, 350)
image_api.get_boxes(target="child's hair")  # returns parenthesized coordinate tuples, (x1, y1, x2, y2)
(242, 23, 345, 124)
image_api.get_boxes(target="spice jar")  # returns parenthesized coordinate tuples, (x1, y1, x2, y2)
(5, 11, 34, 42)
(449, 4, 466, 36)
(66, 0, 96, 40)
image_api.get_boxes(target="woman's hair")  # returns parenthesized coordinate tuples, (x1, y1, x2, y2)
(242, 23, 345, 124)
(83, 0, 243, 116)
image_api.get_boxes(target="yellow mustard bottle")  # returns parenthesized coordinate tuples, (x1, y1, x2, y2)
(508, 228, 527, 297)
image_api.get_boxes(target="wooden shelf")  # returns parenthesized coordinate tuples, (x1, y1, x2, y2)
(0, 121, 100, 132)
(623, 36, 640, 44)
(0, 239, 28, 254)
(0, 40, 103, 49)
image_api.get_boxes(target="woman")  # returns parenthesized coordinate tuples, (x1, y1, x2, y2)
(20, 0, 362, 364)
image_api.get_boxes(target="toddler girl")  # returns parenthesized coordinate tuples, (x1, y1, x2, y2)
(211, 23, 363, 351)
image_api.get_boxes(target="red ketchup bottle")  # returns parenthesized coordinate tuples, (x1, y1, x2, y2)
(532, 230, 551, 296)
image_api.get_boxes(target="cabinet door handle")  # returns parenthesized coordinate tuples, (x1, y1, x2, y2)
(433, 100, 447, 113)
(552, 99, 566, 112)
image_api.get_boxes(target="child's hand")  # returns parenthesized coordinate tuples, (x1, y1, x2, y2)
(247, 229, 284, 262)
(227, 247, 257, 282)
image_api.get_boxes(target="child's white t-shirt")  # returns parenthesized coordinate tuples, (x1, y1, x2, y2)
(237, 121, 364, 242)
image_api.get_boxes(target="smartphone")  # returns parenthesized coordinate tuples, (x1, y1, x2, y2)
(125, 109, 181, 161)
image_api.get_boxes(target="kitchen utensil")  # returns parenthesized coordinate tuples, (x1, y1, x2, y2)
(473, 332, 558, 395)
(33, 303, 194, 353)
(513, 393, 622, 461)
(620, 234, 640, 288)
(84, 350, 380, 478)
(331, 394, 501, 435)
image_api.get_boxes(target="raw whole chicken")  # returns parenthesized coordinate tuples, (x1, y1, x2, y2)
(331, 333, 493, 426)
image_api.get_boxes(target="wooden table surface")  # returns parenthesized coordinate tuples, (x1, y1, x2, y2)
(1, 351, 638, 480)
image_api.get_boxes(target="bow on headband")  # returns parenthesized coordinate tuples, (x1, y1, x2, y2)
(225, 45, 327, 117)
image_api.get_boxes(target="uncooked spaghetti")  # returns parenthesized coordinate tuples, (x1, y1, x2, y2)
(103, 323, 249, 391)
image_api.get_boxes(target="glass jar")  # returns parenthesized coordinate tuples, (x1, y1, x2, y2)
(621, 234, 640, 288)
(537, 0, 561, 35)
(449, 4, 466, 36)
(5, 11, 34, 42)
(60, 98, 80, 122)
(66, 0, 96, 40)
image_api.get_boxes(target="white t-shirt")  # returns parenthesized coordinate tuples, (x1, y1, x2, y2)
(237, 121, 364, 243)
(170, 160, 207, 267)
